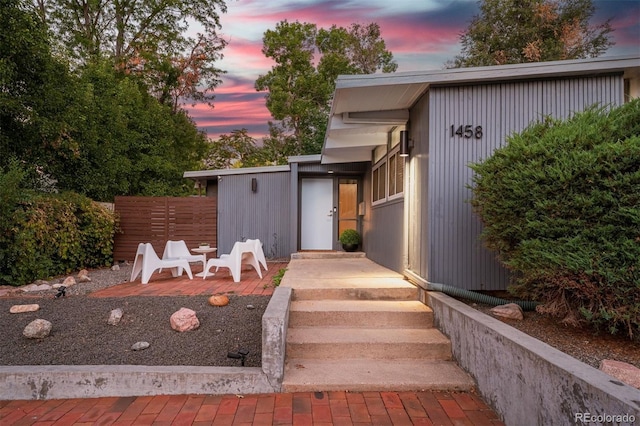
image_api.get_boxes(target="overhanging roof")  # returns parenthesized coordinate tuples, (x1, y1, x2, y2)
(321, 55, 640, 164)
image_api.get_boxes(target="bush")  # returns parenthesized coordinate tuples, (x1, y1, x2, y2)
(0, 167, 117, 286)
(339, 229, 361, 245)
(470, 99, 640, 339)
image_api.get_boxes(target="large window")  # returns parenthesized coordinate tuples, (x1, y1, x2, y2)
(372, 129, 405, 204)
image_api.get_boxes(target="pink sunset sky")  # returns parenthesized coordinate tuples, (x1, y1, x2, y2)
(185, 0, 640, 141)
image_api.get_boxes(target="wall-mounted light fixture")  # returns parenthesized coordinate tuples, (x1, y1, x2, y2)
(400, 130, 410, 157)
(251, 177, 258, 193)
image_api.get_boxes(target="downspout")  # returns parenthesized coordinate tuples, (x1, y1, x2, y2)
(426, 282, 538, 311)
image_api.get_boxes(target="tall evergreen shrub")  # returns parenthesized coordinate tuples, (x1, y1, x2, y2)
(470, 99, 640, 338)
(0, 164, 116, 285)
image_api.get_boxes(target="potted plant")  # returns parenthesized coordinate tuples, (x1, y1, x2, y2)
(199, 242, 210, 249)
(339, 229, 361, 252)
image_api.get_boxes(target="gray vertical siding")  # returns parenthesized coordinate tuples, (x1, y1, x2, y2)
(426, 75, 623, 290)
(407, 92, 430, 278)
(366, 201, 405, 272)
(217, 172, 292, 259)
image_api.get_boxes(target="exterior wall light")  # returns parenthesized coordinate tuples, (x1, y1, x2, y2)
(251, 177, 258, 192)
(400, 130, 410, 157)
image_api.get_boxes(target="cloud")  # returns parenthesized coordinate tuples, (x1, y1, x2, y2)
(191, 0, 638, 140)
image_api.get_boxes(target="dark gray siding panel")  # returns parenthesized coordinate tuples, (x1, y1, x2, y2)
(407, 92, 429, 278)
(427, 75, 623, 290)
(361, 164, 404, 272)
(365, 200, 404, 273)
(217, 172, 292, 259)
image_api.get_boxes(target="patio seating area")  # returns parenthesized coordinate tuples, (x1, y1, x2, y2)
(90, 261, 288, 298)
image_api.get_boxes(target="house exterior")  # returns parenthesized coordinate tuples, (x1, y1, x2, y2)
(185, 55, 640, 291)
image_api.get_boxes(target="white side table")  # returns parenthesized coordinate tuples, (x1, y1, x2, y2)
(191, 247, 217, 277)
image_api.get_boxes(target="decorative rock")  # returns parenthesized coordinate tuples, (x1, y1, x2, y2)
(209, 295, 229, 307)
(10, 304, 40, 314)
(23, 319, 52, 339)
(600, 359, 640, 389)
(111, 264, 120, 271)
(52, 283, 65, 289)
(62, 276, 76, 287)
(77, 273, 91, 283)
(108, 308, 124, 325)
(77, 269, 89, 278)
(131, 341, 150, 351)
(246, 304, 255, 310)
(490, 303, 524, 321)
(22, 283, 52, 292)
(170, 308, 200, 332)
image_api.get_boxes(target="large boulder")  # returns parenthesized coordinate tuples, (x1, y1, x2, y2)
(170, 308, 200, 332)
(490, 303, 524, 321)
(10, 304, 40, 314)
(23, 319, 52, 339)
(209, 295, 229, 307)
(600, 359, 640, 389)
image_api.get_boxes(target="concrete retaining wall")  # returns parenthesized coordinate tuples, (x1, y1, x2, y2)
(0, 286, 293, 400)
(424, 291, 640, 425)
(0, 365, 275, 400)
(261, 286, 292, 389)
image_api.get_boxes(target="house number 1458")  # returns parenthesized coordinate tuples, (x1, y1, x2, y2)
(450, 125, 483, 139)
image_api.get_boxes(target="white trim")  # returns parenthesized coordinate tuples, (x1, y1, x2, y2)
(184, 165, 290, 179)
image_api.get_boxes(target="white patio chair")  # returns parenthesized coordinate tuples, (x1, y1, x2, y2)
(162, 240, 205, 276)
(245, 239, 268, 272)
(202, 241, 261, 282)
(130, 243, 193, 284)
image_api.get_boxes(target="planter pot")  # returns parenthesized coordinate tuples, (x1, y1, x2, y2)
(342, 243, 358, 252)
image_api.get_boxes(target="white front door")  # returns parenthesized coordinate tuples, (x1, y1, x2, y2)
(301, 178, 334, 250)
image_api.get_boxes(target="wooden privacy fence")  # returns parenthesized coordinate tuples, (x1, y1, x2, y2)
(113, 196, 217, 262)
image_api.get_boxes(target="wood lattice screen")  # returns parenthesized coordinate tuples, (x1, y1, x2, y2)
(113, 196, 217, 262)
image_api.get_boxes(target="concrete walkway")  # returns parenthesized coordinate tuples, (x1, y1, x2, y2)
(0, 254, 505, 425)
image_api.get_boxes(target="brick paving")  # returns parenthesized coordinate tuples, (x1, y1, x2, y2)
(1, 260, 505, 425)
(0, 391, 504, 425)
(89, 262, 290, 298)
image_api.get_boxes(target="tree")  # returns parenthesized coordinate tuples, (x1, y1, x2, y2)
(32, 0, 228, 109)
(0, 0, 79, 175)
(259, 123, 301, 165)
(52, 62, 209, 200)
(203, 129, 261, 170)
(449, 0, 613, 68)
(255, 21, 397, 155)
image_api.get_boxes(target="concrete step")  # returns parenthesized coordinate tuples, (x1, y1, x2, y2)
(291, 278, 418, 301)
(286, 327, 451, 360)
(282, 359, 476, 392)
(289, 300, 433, 328)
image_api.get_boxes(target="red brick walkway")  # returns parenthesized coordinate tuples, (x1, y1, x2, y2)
(90, 262, 290, 298)
(0, 390, 504, 425)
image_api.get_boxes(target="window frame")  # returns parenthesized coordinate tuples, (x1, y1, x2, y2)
(371, 129, 405, 205)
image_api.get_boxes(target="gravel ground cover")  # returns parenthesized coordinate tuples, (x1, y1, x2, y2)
(0, 265, 268, 367)
(1, 265, 638, 371)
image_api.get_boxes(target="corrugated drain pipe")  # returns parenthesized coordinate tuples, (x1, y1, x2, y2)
(426, 282, 538, 311)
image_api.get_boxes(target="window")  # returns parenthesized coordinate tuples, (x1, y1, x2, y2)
(372, 129, 405, 204)
(388, 150, 404, 197)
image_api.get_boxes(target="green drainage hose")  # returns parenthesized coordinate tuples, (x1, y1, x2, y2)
(426, 282, 538, 311)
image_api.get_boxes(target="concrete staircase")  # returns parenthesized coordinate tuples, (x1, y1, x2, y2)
(281, 276, 475, 392)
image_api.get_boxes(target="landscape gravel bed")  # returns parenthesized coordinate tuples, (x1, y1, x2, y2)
(0, 265, 268, 367)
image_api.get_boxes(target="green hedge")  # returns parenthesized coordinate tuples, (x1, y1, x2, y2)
(470, 99, 640, 338)
(0, 165, 116, 285)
